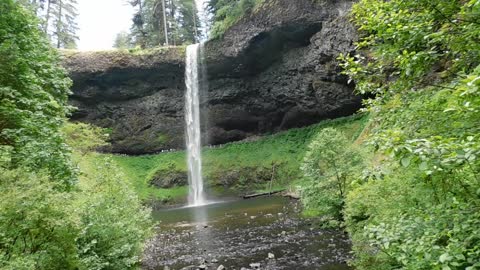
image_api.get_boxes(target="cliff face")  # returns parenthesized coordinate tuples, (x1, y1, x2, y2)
(64, 0, 361, 154)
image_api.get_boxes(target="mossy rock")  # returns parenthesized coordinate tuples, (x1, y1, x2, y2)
(149, 168, 188, 188)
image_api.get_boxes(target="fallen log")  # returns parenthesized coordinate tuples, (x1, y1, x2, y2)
(242, 189, 286, 199)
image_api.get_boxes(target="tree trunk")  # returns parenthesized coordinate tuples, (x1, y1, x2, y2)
(161, 0, 169, 45)
(192, 2, 198, 43)
(44, 0, 51, 34)
(56, 0, 63, 49)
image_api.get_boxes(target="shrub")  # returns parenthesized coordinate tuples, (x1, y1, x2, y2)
(0, 169, 79, 269)
(301, 128, 364, 226)
(75, 156, 152, 270)
(67, 123, 153, 270)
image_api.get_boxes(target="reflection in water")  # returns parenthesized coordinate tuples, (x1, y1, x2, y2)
(191, 204, 214, 254)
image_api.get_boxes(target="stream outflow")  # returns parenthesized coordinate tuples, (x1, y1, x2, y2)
(143, 197, 352, 270)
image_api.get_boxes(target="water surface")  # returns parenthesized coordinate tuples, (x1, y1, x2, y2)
(143, 197, 352, 270)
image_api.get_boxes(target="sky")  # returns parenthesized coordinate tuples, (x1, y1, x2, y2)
(76, 0, 135, 51)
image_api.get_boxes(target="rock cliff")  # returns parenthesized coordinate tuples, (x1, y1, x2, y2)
(64, 0, 361, 154)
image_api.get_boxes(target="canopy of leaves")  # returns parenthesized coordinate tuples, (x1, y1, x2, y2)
(0, 0, 75, 187)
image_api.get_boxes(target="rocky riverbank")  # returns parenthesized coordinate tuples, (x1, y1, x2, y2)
(142, 197, 352, 270)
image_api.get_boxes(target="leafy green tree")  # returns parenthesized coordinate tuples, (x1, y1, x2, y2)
(301, 128, 363, 225)
(113, 31, 132, 49)
(64, 123, 152, 270)
(0, 0, 75, 187)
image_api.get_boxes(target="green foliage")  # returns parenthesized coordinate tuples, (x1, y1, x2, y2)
(74, 155, 152, 270)
(113, 31, 132, 50)
(63, 122, 109, 154)
(0, 169, 79, 270)
(0, 0, 76, 188)
(208, 0, 264, 39)
(129, 0, 201, 48)
(301, 128, 364, 226)
(67, 123, 152, 270)
(334, 0, 480, 269)
(340, 0, 480, 100)
(0, 3, 151, 269)
(0, 122, 152, 269)
(110, 114, 368, 203)
(20, 0, 80, 49)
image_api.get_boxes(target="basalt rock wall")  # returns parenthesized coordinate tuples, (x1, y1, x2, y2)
(64, 0, 361, 154)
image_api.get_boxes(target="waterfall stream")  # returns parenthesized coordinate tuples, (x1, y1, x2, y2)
(185, 43, 206, 206)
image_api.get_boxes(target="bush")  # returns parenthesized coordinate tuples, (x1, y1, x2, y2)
(301, 128, 364, 226)
(67, 123, 153, 270)
(0, 169, 79, 269)
(75, 156, 152, 270)
(336, 0, 480, 268)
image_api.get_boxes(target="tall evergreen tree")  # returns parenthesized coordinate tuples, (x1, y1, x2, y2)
(18, 0, 79, 49)
(129, 0, 201, 48)
(51, 0, 79, 49)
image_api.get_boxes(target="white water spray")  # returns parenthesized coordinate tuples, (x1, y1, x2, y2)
(185, 43, 206, 206)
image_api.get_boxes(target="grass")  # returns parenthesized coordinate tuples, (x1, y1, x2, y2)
(109, 114, 369, 203)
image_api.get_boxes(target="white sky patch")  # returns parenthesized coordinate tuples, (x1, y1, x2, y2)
(77, 0, 134, 51)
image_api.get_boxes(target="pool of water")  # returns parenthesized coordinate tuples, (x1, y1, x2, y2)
(143, 196, 352, 270)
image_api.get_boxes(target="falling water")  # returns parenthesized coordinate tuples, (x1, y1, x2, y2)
(185, 43, 206, 206)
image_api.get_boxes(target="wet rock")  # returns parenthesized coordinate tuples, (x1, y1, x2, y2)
(249, 263, 261, 269)
(217, 265, 225, 270)
(268, 252, 275, 259)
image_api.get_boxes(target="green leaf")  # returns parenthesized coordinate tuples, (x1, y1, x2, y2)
(401, 157, 411, 167)
(439, 253, 452, 263)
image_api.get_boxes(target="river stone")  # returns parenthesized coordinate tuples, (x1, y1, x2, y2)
(249, 263, 261, 269)
(268, 252, 275, 259)
(217, 265, 225, 270)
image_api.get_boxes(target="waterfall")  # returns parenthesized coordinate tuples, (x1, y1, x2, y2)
(185, 43, 206, 206)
